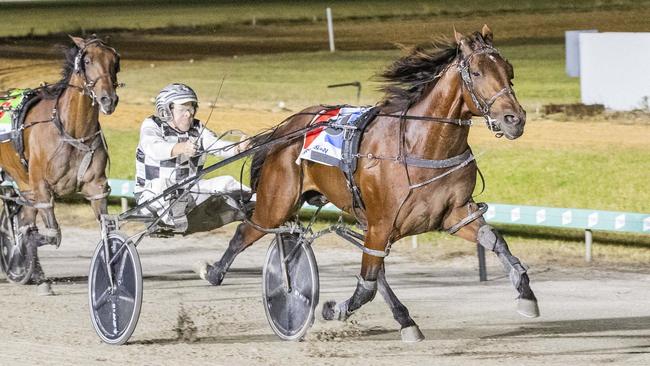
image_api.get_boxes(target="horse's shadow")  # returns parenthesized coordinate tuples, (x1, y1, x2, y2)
(484, 315, 650, 339)
(129, 333, 281, 345)
(128, 327, 397, 346)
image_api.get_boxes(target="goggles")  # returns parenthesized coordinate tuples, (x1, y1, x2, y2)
(172, 103, 196, 117)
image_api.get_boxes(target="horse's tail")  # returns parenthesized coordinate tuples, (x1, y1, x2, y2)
(249, 130, 274, 192)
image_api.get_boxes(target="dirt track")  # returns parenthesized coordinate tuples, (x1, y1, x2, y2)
(1, 225, 649, 365)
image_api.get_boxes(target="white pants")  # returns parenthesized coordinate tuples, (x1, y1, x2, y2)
(137, 175, 251, 225)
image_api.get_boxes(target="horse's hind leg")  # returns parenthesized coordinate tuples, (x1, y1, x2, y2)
(447, 203, 539, 317)
(20, 205, 47, 284)
(202, 150, 303, 286)
(203, 222, 268, 285)
(377, 264, 424, 342)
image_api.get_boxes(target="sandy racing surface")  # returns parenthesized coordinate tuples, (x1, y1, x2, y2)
(1, 225, 649, 366)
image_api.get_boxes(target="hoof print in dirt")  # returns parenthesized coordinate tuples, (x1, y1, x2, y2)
(174, 306, 198, 343)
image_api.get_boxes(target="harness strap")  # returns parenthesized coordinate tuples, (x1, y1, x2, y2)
(60, 129, 103, 189)
(446, 202, 488, 235)
(409, 152, 475, 189)
(33, 201, 53, 209)
(84, 188, 110, 201)
(405, 149, 472, 169)
(335, 227, 388, 258)
(376, 113, 473, 126)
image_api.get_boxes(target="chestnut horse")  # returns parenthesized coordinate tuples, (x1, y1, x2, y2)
(206, 26, 539, 340)
(0, 35, 120, 283)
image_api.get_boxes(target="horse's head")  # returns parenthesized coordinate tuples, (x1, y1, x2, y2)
(454, 25, 525, 139)
(69, 35, 121, 115)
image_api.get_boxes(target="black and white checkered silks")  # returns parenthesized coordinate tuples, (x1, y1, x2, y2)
(135, 116, 249, 224)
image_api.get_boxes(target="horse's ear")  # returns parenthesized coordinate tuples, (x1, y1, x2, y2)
(453, 27, 463, 44)
(481, 24, 494, 45)
(68, 35, 85, 49)
(454, 27, 473, 55)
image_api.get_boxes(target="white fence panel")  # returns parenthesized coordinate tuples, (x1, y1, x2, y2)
(580, 32, 650, 110)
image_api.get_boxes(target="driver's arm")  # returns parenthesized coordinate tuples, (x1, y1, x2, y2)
(140, 119, 196, 159)
(200, 125, 237, 158)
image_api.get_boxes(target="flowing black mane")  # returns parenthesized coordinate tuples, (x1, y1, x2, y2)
(379, 39, 458, 110)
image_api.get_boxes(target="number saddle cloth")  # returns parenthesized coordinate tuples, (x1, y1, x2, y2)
(296, 105, 380, 213)
(0, 88, 40, 167)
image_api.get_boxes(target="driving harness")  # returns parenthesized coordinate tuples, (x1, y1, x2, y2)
(310, 45, 512, 251)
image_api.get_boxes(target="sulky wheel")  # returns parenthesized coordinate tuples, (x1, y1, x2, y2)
(0, 200, 35, 285)
(88, 232, 143, 345)
(262, 232, 319, 341)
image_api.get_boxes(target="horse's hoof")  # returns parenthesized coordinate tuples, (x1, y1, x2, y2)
(517, 298, 540, 318)
(37, 282, 54, 296)
(193, 261, 210, 281)
(321, 300, 339, 321)
(205, 265, 225, 286)
(400, 325, 424, 342)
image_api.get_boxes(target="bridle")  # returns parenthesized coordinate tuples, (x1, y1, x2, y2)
(458, 46, 515, 137)
(72, 38, 122, 106)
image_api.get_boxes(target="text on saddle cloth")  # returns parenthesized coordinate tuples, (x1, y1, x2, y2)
(296, 106, 372, 167)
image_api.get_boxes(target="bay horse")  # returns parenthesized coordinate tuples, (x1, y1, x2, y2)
(0, 35, 120, 284)
(205, 26, 539, 340)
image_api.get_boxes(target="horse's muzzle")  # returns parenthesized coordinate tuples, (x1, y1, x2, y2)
(99, 94, 119, 115)
(499, 112, 526, 139)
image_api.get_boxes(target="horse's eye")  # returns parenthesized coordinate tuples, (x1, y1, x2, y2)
(84, 58, 91, 65)
(472, 71, 481, 77)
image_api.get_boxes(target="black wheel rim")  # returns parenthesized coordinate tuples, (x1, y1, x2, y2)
(0, 202, 32, 284)
(89, 235, 141, 343)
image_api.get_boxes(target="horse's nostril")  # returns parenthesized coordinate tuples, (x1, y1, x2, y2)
(100, 96, 111, 105)
(505, 114, 520, 125)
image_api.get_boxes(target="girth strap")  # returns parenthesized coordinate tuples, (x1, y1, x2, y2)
(408, 151, 475, 189)
(405, 149, 472, 169)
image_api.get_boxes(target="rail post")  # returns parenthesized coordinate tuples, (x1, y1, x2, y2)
(585, 229, 593, 262)
(477, 244, 487, 281)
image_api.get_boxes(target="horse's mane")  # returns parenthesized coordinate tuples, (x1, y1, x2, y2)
(378, 39, 459, 110)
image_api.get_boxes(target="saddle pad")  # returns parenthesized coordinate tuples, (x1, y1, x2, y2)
(296, 107, 371, 167)
(0, 89, 30, 142)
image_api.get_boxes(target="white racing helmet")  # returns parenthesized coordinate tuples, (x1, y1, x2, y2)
(154, 83, 198, 122)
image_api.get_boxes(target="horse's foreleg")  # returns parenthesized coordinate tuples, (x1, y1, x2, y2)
(35, 199, 60, 248)
(448, 203, 540, 318)
(80, 180, 109, 220)
(377, 263, 424, 342)
(322, 227, 386, 323)
(27, 180, 61, 248)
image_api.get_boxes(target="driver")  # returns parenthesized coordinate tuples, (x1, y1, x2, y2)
(134, 83, 250, 231)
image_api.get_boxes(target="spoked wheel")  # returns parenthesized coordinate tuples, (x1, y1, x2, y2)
(262, 232, 319, 341)
(88, 232, 143, 345)
(0, 200, 35, 284)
